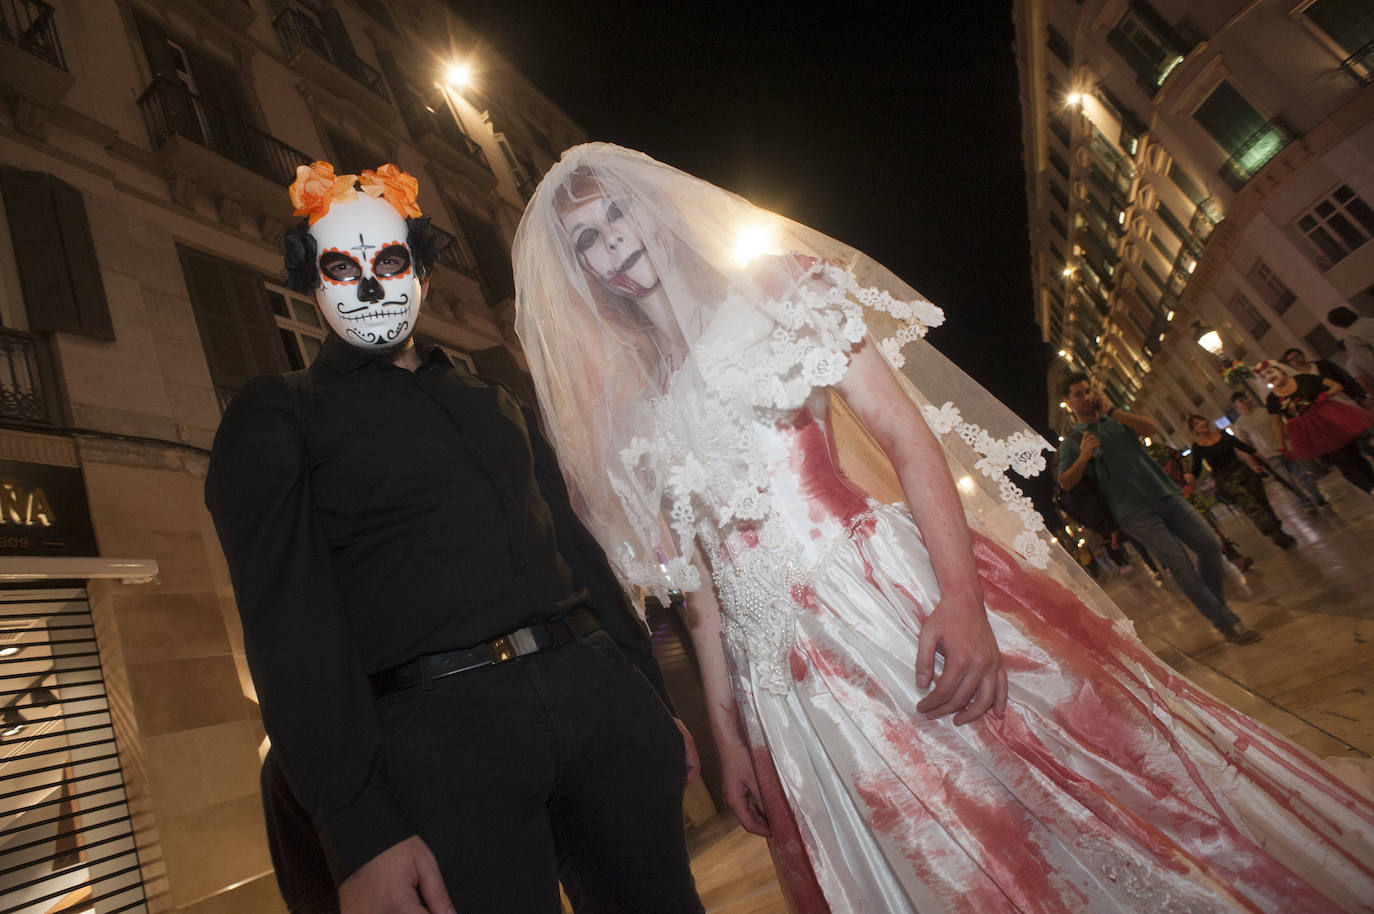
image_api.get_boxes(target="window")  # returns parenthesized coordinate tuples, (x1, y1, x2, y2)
(1049, 213, 1068, 239)
(1155, 201, 1188, 242)
(1247, 260, 1296, 315)
(1107, 2, 1186, 94)
(1049, 182, 1070, 212)
(1304, 0, 1374, 55)
(1148, 229, 1173, 258)
(178, 246, 288, 409)
(266, 285, 327, 370)
(1297, 185, 1374, 266)
(1049, 149, 1070, 180)
(1167, 161, 1205, 205)
(454, 208, 516, 306)
(1048, 116, 1071, 149)
(326, 128, 376, 176)
(1193, 81, 1290, 190)
(1046, 23, 1073, 67)
(1140, 256, 1167, 290)
(1226, 291, 1271, 341)
(0, 170, 113, 340)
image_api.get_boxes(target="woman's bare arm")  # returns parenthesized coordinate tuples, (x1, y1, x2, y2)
(833, 338, 1007, 724)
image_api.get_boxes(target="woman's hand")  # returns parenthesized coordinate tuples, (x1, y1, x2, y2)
(717, 729, 771, 837)
(915, 592, 1007, 725)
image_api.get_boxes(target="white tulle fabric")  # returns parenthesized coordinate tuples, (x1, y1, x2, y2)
(513, 144, 1374, 912)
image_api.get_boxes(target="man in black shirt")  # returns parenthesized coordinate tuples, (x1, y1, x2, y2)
(206, 164, 702, 913)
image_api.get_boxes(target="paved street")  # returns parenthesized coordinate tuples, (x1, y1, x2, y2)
(684, 468, 1374, 912)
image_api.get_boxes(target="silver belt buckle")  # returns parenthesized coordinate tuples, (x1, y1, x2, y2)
(489, 627, 538, 663)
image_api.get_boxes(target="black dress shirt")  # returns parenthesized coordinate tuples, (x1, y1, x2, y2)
(205, 336, 671, 882)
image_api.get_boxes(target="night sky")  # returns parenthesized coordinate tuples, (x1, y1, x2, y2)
(454, 2, 1055, 495)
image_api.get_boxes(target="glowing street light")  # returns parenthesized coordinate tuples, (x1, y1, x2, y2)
(1197, 330, 1223, 355)
(1066, 93, 1083, 107)
(444, 62, 472, 89)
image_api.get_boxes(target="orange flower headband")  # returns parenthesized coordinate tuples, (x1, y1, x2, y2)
(289, 161, 423, 225)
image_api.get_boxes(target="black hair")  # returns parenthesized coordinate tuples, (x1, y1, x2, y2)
(1230, 390, 1251, 403)
(1060, 371, 1091, 398)
(1328, 306, 1358, 328)
(280, 214, 442, 295)
(1281, 347, 1305, 362)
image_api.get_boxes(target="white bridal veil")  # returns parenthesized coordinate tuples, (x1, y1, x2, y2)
(513, 143, 1126, 624)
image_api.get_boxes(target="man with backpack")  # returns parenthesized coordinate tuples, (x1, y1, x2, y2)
(1056, 373, 1261, 645)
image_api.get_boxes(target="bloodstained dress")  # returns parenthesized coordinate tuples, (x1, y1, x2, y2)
(636, 271, 1374, 913)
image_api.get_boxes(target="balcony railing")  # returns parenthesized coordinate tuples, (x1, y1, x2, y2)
(0, 328, 51, 424)
(1219, 119, 1294, 191)
(401, 100, 492, 173)
(0, 0, 66, 71)
(1189, 197, 1222, 243)
(429, 225, 477, 277)
(516, 177, 539, 203)
(137, 77, 313, 186)
(273, 8, 391, 102)
(1340, 38, 1374, 86)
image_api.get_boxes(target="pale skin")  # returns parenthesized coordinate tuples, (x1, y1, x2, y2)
(313, 274, 700, 914)
(562, 200, 1008, 837)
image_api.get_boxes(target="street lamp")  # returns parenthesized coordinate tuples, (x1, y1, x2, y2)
(444, 61, 472, 89)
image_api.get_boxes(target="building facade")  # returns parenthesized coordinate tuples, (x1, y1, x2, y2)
(0, 1, 583, 911)
(1014, 0, 1374, 444)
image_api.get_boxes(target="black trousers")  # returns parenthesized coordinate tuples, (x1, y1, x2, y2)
(262, 632, 703, 913)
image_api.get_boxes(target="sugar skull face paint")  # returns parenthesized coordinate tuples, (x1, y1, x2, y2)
(308, 194, 423, 349)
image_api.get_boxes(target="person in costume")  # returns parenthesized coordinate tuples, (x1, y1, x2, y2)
(1182, 413, 1296, 549)
(206, 162, 703, 914)
(513, 143, 1374, 913)
(1259, 359, 1374, 495)
(1146, 439, 1254, 572)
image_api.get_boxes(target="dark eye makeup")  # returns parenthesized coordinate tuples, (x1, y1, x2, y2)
(319, 251, 362, 282)
(372, 244, 411, 277)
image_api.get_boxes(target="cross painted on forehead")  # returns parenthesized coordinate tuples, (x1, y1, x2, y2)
(350, 233, 376, 261)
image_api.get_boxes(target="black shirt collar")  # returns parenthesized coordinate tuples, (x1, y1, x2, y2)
(316, 334, 451, 375)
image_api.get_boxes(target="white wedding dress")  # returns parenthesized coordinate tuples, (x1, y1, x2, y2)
(633, 273, 1374, 913)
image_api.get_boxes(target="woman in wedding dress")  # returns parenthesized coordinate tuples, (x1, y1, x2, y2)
(512, 143, 1373, 913)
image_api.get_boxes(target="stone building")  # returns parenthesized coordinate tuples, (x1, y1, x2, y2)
(1013, 0, 1374, 442)
(0, 1, 582, 910)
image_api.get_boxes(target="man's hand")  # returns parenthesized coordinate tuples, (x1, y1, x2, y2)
(915, 595, 1007, 726)
(673, 717, 701, 784)
(1079, 431, 1100, 459)
(339, 836, 454, 914)
(716, 735, 771, 837)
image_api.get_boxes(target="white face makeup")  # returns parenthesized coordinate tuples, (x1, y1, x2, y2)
(1260, 365, 1287, 387)
(560, 196, 660, 297)
(308, 194, 422, 349)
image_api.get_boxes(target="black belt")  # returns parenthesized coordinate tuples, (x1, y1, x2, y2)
(369, 609, 601, 699)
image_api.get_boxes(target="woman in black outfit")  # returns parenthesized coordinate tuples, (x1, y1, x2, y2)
(1183, 414, 1296, 549)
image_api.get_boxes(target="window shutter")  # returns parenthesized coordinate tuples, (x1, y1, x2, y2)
(317, 8, 359, 68)
(49, 179, 114, 341)
(178, 246, 288, 406)
(1, 171, 114, 340)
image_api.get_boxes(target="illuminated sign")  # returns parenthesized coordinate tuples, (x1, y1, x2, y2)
(0, 459, 97, 556)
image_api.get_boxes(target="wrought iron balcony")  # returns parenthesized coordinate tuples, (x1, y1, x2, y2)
(400, 99, 492, 175)
(138, 77, 313, 186)
(0, 328, 51, 424)
(273, 8, 390, 103)
(428, 225, 498, 307)
(1218, 119, 1294, 191)
(0, 0, 65, 71)
(517, 177, 539, 203)
(1340, 39, 1374, 86)
(1189, 197, 1222, 244)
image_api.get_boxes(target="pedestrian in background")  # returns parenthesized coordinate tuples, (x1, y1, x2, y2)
(1230, 389, 1326, 512)
(1182, 414, 1295, 549)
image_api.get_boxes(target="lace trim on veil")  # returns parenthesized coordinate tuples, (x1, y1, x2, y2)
(613, 260, 1053, 605)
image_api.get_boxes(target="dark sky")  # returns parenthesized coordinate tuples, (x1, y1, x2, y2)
(454, 2, 1054, 459)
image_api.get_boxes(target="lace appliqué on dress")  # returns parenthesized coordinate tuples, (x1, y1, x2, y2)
(612, 261, 1054, 688)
